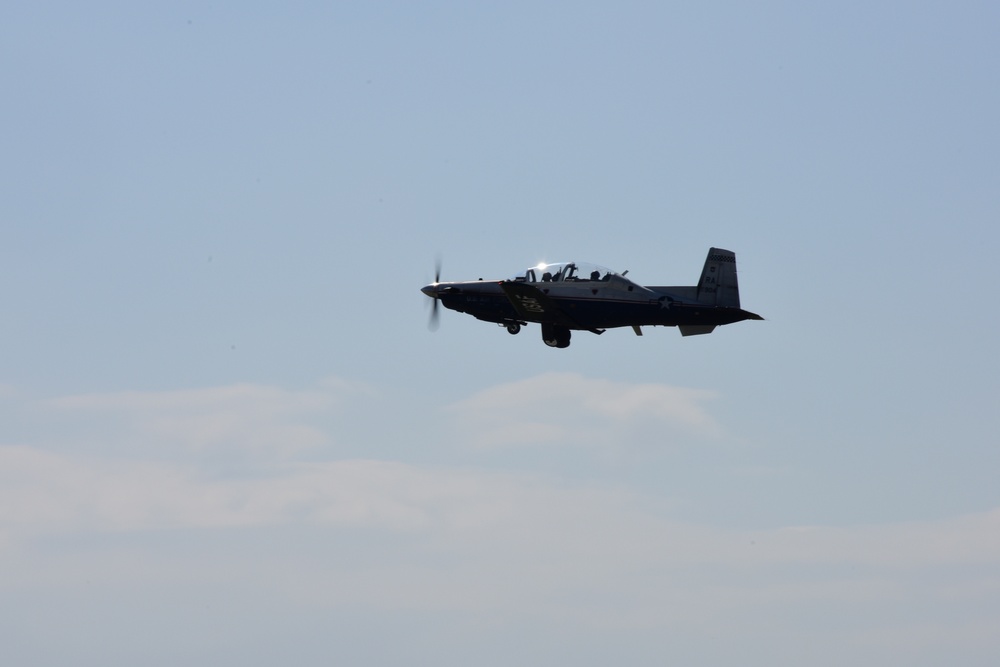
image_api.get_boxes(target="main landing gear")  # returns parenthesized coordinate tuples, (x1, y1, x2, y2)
(499, 321, 572, 348)
(541, 323, 571, 348)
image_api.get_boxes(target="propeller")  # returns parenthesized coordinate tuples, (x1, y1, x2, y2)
(427, 258, 442, 331)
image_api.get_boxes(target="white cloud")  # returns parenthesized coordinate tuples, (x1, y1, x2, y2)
(40, 379, 369, 456)
(1, 449, 998, 665)
(4, 439, 999, 571)
(444, 372, 721, 448)
(3, 377, 1000, 664)
(3, 442, 999, 667)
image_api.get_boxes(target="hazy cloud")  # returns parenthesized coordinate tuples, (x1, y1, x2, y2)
(40, 379, 370, 457)
(4, 443, 999, 667)
(4, 440, 999, 577)
(3, 378, 999, 663)
(445, 372, 722, 448)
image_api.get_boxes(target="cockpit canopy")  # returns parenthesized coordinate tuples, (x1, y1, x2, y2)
(511, 262, 620, 284)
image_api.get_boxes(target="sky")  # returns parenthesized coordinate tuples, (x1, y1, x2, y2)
(2, 1, 999, 665)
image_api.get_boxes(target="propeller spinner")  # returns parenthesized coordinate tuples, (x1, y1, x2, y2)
(425, 260, 442, 331)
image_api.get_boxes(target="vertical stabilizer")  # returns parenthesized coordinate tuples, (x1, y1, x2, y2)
(696, 248, 741, 307)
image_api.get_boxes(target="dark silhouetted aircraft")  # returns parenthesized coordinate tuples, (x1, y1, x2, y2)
(421, 248, 762, 348)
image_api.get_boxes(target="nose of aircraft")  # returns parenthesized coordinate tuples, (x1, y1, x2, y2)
(421, 284, 437, 298)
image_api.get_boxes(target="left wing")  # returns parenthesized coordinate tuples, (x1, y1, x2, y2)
(498, 281, 580, 328)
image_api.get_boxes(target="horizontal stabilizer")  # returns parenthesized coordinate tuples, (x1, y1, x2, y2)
(679, 325, 717, 336)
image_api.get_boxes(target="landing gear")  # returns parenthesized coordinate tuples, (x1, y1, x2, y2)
(541, 323, 571, 348)
(506, 323, 521, 335)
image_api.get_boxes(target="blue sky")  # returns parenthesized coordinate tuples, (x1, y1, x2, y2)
(2, 2, 999, 665)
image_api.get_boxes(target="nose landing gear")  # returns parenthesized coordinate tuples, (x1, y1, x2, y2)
(499, 321, 525, 335)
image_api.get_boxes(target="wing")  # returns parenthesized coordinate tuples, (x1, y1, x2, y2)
(498, 281, 581, 328)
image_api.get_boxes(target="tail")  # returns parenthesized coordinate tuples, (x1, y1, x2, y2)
(696, 247, 741, 308)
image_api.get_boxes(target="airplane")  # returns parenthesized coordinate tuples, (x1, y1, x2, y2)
(421, 247, 763, 348)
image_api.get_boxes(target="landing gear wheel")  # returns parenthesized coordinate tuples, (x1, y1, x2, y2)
(506, 323, 521, 335)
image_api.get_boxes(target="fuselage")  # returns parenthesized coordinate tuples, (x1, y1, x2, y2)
(422, 277, 758, 331)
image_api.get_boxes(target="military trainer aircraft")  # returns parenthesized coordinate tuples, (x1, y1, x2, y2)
(421, 247, 763, 348)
